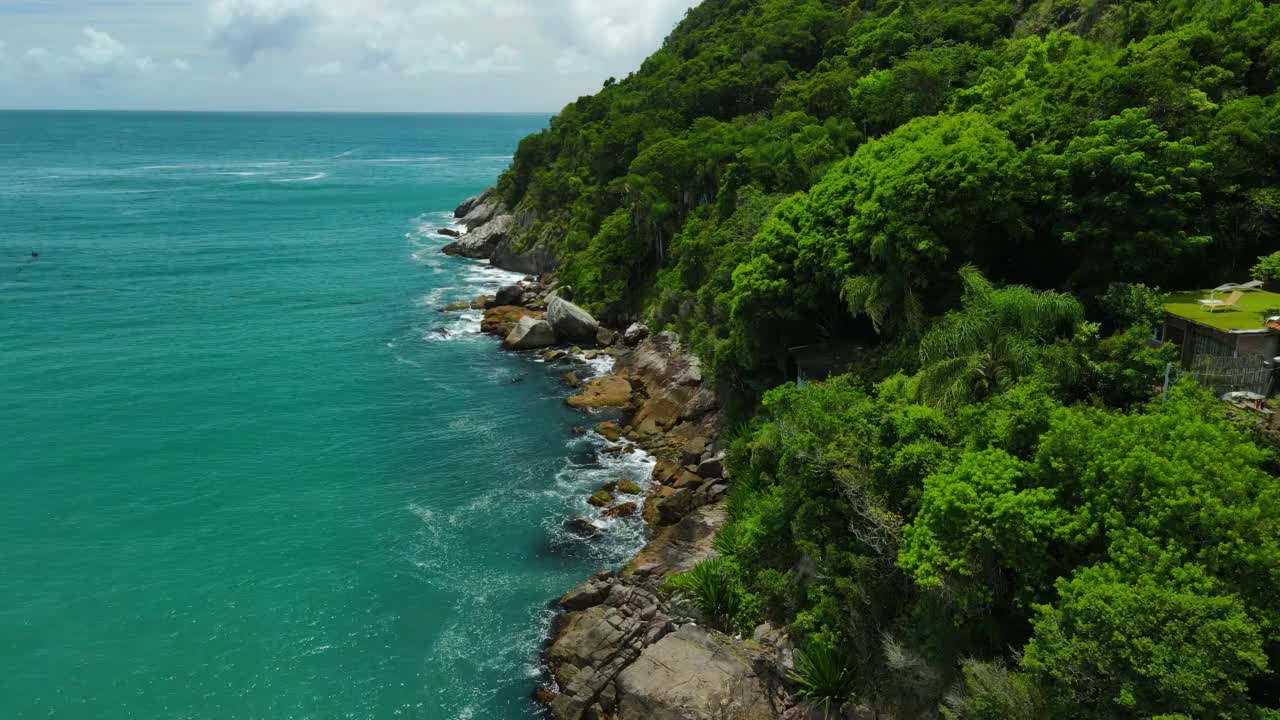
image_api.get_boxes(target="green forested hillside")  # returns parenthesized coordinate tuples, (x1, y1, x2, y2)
(497, 1, 1280, 717)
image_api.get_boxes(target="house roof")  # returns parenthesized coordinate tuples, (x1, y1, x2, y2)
(1165, 289, 1280, 333)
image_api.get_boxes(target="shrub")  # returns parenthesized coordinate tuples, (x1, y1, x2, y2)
(940, 659, 1045, 720)
(788, 641, 855, 718)
(665, 558, 743, 628)
(1252, 251, 1280, 283)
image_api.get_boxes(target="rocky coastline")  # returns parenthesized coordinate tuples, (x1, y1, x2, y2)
(441, 189, 812, 720)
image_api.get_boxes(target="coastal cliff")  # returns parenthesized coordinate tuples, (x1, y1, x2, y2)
(432, 0, 1280, 717)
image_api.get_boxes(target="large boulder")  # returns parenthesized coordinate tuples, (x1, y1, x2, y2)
(495, 284, 524, 307)
(504, 317, 557, 350)
(548, 297, 600, 343)
(567, 376, 633, 409)
(623, 322, 650, 345)
(629, 504, 726, 578)
(614, 625, 777, 720)
(437, 227, 461, 238)
(482, 305, 541, 336)
(442, 214, 513, 259)
(454, 187, 494, 218)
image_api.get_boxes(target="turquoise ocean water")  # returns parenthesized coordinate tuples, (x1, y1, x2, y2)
(0, 112, 653, 719)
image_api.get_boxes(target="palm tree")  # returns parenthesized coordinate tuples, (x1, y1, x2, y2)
(918, 266, 1083, 405)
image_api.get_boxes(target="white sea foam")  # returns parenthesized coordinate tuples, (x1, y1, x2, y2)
(273, 172, 327, 183)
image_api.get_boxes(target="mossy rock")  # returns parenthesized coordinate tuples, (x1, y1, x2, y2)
(617, 479, 642, 495)
(588, 490, 613, 507)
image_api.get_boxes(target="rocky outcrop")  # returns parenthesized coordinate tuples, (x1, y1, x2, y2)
(566, 376, 633, 409)
(629, 504, 726, 577)
(437, 227, 461, 238)
(454, 188, 494, 218)
(548, 297, 600, 343)
(490, 206, 559, 275)
(442, 214, 513, 259)
(461, 197, 501, 230)
(504, 317, 557, 350)
(615, 626, 781, 720)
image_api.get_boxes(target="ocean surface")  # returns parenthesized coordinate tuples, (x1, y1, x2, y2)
(0, 111, 653, 719)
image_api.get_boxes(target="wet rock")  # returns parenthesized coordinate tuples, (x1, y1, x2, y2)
(565, 518, 602, 539)
(588, 490, 613, 507)
(496, 284, 525, 307)
(441, 301, 471, 312)
(564, 372, 581, 389)
(603, 502, 638, 518)
(617, 479, 642, 495)
(535, 687, 560, 706)
(548, 297, 600, 343)
(595, 422, 623, 442)
(505, 317, 557, 350)
(623, 322, 649, 346)
(567, 376, 633, 410)
(481, 305, 541, 336)
(437, 227, 461, 238)
(600, 481, 619, 493)
(597, 327, 619, 347)
(544, 349, 568, 362)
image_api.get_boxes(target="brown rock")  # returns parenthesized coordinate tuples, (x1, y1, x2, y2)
(481, 305, 541, 336)
(603, 502, 638, 518)
(674, 471, 704, 490)
(628, 504, 726, 580)
(617, 479, 642, 495)
(595, 422, 623, 441)
(534, 687, 559, 706)
(563, 372, 580, 388)
(441, 301, 471, 312)
(651, 459, 680, 485)
(567, 376, 633, 409)
(681, 437, 708, 466)
(633, 397, 681, 431)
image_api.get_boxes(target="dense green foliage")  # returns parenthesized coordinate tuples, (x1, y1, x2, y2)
(495, 0, 1280, 716)
(498, 0, 1280, 383)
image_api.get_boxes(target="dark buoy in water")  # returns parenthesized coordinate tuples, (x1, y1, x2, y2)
(30, 250, 39, 259)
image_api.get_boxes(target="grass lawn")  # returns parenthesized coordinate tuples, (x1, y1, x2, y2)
(1165, 290, 1280, 332)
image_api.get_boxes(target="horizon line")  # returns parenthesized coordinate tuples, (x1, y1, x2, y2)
(0, 108, 558, 116)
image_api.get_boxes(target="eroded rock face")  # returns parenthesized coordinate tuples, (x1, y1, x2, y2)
(566, 376, 633, 409)
(461, 199, 501, 230)
(548, 297, 600, 343)
(615, 625, 779, 720)
(505, 317, 556, 350)
(442, 214, 513, 259)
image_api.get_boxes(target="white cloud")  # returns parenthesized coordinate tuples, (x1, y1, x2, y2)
(172, 59, 192, 71)
(209, 0, 322, 65)
(75, 28, 129, 66)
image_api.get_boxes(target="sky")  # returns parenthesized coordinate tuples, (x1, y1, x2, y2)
(0, 0, 701, 112)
